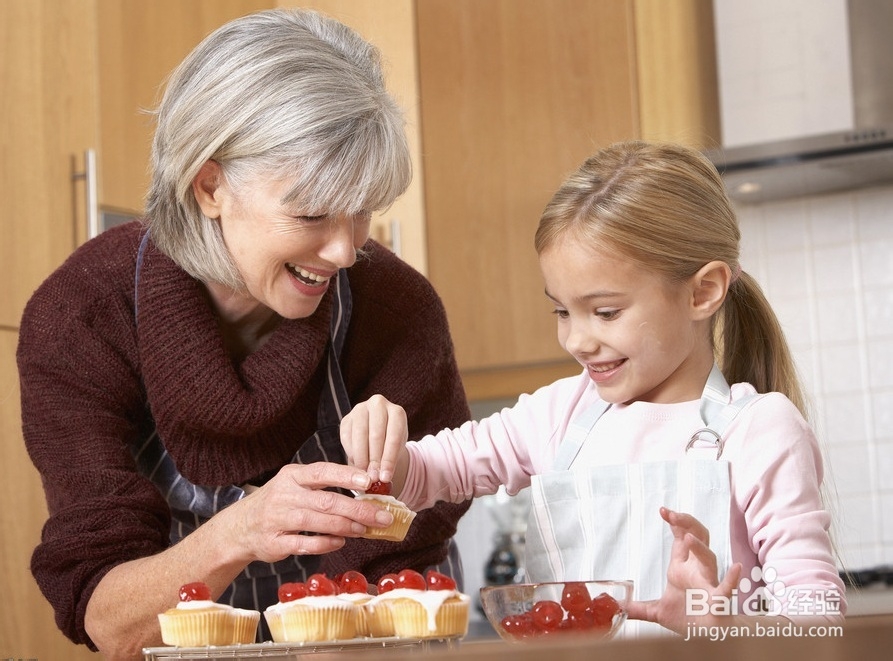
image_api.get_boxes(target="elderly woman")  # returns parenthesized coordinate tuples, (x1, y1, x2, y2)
(17, 9, 470, 659)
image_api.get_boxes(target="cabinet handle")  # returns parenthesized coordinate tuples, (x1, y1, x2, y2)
(72, 149, 99, 239)
(390, 219, 402, 258)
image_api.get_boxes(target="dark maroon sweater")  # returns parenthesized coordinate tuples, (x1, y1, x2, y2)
(17, 221, 472, 647)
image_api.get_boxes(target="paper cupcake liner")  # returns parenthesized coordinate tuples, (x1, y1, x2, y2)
(364, 601, 396, 637)
(264, 604, 357, 643)
(361, 501, 416, 542)
(158, 609, 254, 647)
(387, 598, 469, 639)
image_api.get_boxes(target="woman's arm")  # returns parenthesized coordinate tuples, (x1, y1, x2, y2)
(83, 463, 387, 660)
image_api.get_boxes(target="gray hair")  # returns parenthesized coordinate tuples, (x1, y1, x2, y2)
(144, 8, 412, 288)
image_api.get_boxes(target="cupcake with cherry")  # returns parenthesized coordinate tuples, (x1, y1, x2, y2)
(264, 573, 358, 643)
(355, 479, 416, 542)
(157, 581, 260, 647)
(367, 569, 470, 639)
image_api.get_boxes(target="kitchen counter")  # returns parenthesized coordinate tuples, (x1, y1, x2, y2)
(360, 615, 893, 661)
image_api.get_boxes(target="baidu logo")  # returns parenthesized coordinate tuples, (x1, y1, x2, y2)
(686, 565, 787, 617)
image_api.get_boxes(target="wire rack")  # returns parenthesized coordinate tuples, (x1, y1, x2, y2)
(143, 636, 462, 660)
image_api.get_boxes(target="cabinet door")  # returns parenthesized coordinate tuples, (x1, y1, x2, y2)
(97, 0, 272, 215)
(0, 331, 99, 658)
(417, 0, 638, 397)
(0, 0, 99, 328)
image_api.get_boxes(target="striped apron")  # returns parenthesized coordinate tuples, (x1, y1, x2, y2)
(525, 364, 757, 638)
(129, 232, 462, 639)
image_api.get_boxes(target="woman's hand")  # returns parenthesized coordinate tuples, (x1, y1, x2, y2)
(626, 507, 741, 634)
(339, 394, 410, 490)
(227, 462, 395, 562)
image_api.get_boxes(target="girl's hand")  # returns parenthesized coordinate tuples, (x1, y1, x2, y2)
(339, 394, 410, 488)
(626, 507, 741, 634)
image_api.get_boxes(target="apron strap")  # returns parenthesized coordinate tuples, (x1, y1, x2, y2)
(554, 363, 757, 470)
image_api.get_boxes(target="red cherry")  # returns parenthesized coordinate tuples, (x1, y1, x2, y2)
(396, 568, 427, 590)
(566, 608, 595, 630)
(277, 582, 308, 602)
(530, 600, 564, 631)
(500, 613, 537, 639)
(306, 573, 339, 596)
(178, 581, 211, 602)
(588, 592, 621, 628)
(366, 480, 391, 496)
(425, 570, 457, 591)
(560, 582, 591, 614)
(339, 570, 369, 594)
(377, 573, 399, 594)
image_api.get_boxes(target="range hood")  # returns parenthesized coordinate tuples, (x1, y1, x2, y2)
(706, 0, 893, 204)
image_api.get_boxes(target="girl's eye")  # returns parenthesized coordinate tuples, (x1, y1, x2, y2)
(596, 309, 620, 320)
(552, 309, 570, 319)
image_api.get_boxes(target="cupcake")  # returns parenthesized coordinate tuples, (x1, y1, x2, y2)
(355, 480, 416, 542)
(157, 581, 259, 647)
(264, 574, 357, 643)
(367, 569, 469, 639)
(336, 571, 375, 637)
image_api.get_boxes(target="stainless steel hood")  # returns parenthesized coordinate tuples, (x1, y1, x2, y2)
(706, 0, 893, 204)
(706, 127, 893, 204)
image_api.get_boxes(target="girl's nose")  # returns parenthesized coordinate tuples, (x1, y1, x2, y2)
(564, 319, 597, 358)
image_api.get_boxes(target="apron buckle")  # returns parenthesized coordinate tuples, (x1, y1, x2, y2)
(685, 428, 724, 460)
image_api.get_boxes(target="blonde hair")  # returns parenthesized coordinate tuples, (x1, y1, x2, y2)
(145, 9, 411, 289)
(535, 141, 807, 417)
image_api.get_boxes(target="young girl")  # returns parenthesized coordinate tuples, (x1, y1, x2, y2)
(340, 141, 846, 636)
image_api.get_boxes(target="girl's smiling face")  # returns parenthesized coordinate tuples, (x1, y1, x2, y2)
(539, 234, 716, 405)
(194, 161, 371, 322)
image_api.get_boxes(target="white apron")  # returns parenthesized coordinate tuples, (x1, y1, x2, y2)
(525, 365, 757, 637)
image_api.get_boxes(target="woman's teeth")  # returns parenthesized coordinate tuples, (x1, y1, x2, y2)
(287, 263, 329, 286)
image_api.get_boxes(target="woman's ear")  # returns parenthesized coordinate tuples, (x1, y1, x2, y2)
(191, 160, 224, 219)
(690, 260, 732, 319)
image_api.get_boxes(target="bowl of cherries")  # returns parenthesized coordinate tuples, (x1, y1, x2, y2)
(479, 580, 633, 642)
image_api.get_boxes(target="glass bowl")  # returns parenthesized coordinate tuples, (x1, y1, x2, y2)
(479, 580, 633, 642)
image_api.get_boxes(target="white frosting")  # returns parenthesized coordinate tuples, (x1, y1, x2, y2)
(176, 600, 224, 611)
(175, 600, 256, 615)
(355, 494, 403, 506)
(338, 592, 372, 605)
(265, 594, 355, 614)
(368, 589, 469, 631)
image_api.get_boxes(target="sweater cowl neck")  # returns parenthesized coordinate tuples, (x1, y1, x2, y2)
(134, 236, 332, 482)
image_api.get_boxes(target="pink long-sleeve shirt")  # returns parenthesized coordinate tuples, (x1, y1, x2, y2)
(403, 369, 847, 623)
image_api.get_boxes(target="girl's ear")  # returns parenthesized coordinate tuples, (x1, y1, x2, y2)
(191, 160, 224, 220)
(690, 260, 732, 320)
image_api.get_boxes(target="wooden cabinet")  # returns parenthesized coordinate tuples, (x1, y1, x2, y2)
(415, 0, 719, 400)
(0, 332, 98, 660)
(0, 2, 269, 656)
(0, 0, 99, 330)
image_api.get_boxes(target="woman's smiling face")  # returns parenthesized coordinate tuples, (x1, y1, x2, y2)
(539, 234, 714, 405)
(194, 161, 371, 321)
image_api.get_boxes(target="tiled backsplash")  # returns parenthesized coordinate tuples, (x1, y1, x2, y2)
(455, 183, 893, 612)
(735, 183, 893, 572)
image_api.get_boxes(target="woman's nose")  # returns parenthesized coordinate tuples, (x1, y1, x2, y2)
(320, 216, 363, 268)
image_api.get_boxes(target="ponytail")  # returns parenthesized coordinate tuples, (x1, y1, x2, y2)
(717, 271, 809, 419)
